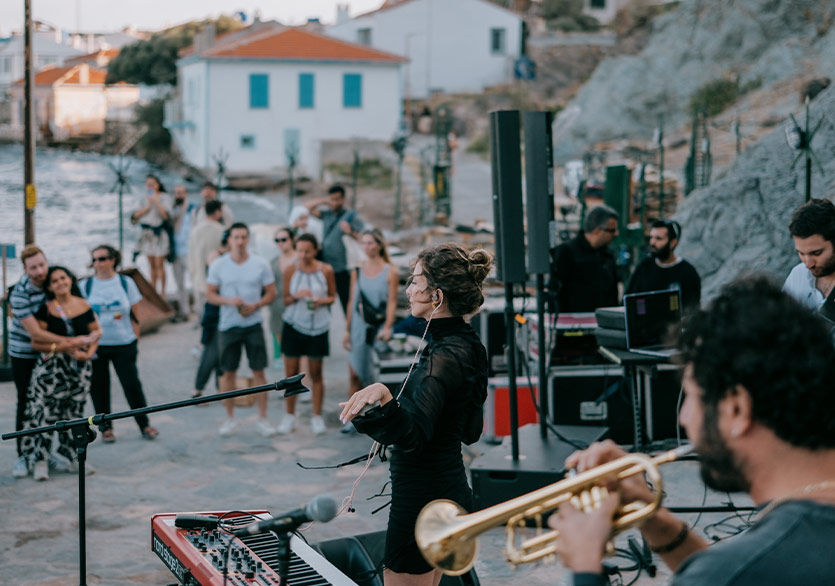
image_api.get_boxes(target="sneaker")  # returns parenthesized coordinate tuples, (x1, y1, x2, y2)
(256, 419, 276, 437)
(219, 418, 237, 437)
(340, 422, 357, 435)
(276, 414, 296, 435)
(311, 416, 327, 436)
(33, 460, 49, 481)
(12, 456, 29, 478)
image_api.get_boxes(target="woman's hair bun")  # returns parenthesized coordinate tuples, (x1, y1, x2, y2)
(466, 249, 492, 285)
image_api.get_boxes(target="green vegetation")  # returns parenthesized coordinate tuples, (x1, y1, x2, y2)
(134, 99, 171, 158)
(326, 159, 393, 190)
(106, 15, 244, 86)
(543, 0, 601, 32)
(688, 77, 762, 117)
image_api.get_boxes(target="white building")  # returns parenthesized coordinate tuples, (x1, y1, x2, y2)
(7, 64, 139, 140)
(328, 0, 523, 99)
(165, 26, 406, 178)
(0, 28, 83, 95)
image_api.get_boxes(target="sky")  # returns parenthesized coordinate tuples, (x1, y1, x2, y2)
(0, 0, 384, 35)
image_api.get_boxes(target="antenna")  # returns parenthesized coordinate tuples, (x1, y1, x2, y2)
(785, 97, 825, 202)
(108, 155, 132, 255)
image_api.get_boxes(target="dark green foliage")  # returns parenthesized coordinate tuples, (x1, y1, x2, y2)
(135, 99, 171, 154)
(106, 16, 244, 86)
(543, 0, 601, 32)
(688, 77, 761, 117)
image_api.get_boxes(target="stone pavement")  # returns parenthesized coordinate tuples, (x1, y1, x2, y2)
(0, 305, 751, 585)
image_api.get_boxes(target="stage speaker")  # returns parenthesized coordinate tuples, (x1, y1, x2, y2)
(471, 424, 609, 510)
(489, 110, 526, 284)
(523, 111, 555, 275)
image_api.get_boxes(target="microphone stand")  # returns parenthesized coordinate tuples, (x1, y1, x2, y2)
(2, 374, 309, 586)
(276, 531, 292, 586)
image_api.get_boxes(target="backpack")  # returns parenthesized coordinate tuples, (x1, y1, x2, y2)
(84, 274, 139, 324)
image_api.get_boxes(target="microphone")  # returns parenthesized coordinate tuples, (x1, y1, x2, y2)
(234, 495, 338, 537)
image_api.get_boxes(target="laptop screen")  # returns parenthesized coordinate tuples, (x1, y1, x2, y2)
(624, 288, 682, 350)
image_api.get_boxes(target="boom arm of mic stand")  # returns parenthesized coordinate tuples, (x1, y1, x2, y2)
(1, 373, 311, 441)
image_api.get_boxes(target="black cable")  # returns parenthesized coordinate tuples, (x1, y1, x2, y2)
(217, 510, 251, 586)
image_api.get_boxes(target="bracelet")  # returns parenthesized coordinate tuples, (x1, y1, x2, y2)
(650, 522, 689, 554)
(48, 342, 57, 356)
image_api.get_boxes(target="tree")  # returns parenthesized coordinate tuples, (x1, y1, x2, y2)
(106, 16, 244, 86)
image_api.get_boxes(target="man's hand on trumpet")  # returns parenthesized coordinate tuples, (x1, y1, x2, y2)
(564, 440, 655, 505)
(548, 490, 619, 574)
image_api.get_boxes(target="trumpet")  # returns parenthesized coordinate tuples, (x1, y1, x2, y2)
(415, 444, 693, 575)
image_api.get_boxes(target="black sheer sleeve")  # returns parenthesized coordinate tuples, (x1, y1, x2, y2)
(353, 336, 480, 453)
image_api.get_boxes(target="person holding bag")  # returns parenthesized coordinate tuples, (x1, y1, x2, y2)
(342, 229, 398, 433)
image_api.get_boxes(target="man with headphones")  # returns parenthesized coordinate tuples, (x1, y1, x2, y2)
(626, 219, 701, 311)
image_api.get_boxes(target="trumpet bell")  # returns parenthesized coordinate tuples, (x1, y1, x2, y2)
(416, 499, 478, 575)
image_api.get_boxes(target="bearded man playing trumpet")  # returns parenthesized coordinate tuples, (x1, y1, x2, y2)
(550, 275, 835, 586)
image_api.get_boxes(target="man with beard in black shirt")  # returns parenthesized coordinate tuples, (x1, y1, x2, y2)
(627, 219, 701, 311)
(548, 276, 835, 586)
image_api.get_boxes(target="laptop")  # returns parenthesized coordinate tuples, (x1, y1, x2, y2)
(623, 288, 683, 358)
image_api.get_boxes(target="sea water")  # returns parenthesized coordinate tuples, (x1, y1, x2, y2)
(0, 144, 289, 287)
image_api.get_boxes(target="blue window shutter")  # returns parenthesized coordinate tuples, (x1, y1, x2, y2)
(299, 73, 315, 108)
(249, 74, 269, 109)
(343, 73, 362, 108)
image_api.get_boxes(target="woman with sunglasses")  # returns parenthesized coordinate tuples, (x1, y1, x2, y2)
(340, 243, 492, 586)
(341, 229, 398, 433)
(80, 245, 158, 443)
(20, 266, 100, 481)
(268, 227, 297, 368)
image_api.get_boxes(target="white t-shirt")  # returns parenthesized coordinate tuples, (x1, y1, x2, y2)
(207, 252, 274, 331)
(80, 275, 142, 346)
(783, 262, 825, 311)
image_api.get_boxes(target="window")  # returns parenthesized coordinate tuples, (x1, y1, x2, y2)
(240, 135, 255, 149)
(299, 73, 314, 109)
(490, 28, 506, 55)
(357, 28, 372, 46)
(343, 73, 362, 108)
(249, 73, 269, 109)
(590, 0, 606, 8)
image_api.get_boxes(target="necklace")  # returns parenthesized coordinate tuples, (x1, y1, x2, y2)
(758, 480, 835, 520)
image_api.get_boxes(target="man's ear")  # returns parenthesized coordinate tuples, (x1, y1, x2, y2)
(722, 384, 754, 439)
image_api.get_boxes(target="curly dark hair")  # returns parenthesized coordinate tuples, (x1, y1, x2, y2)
(414, 243, 493, 317)
(789, 198, 835, 244)
(678, 274, 835, 449)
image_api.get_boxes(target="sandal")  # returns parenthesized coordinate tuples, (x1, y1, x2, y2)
(191, 390, 203, 399)
(141, 426, 159, 440)
(101, 429, 116, 444)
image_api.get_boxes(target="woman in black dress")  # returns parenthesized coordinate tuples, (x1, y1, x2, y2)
(340, 243, 492, 586)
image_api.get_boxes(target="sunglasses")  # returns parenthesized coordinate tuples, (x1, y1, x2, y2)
(275, 237, 290, 243)
(92, 256, 111, 262)
(601, 227, 617, 234)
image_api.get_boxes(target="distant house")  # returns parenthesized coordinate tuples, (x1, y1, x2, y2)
(0, 28, 84, 95)
(7, 64, 139, 140)
(64, 48, 121, 69)
(165, 26, 406, 178)
(328, 0, 523, 99)
(582, 0, 631, 25)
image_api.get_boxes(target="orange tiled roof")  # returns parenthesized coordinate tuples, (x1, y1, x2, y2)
(198, 27, 407, 62)
(13, 65, 109, 86)
(64, 48, 120, 66)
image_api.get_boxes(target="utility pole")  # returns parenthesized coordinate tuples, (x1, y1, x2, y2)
(23, 0, 36, 244)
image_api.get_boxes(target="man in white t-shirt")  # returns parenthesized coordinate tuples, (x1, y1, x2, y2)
(784, 198, 835, 311)
(206, 222, 277, 436)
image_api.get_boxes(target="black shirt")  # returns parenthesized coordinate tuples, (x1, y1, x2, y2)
(35, 303, 96, 337)
(550, 233, 618, 313)
(626, 257, 701, 311)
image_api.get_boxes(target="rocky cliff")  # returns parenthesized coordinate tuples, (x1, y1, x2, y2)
(675, 83, 835, 300)
(553, 0, 835, 162)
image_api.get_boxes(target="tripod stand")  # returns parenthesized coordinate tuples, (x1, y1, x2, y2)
(2, 374, 309, 586)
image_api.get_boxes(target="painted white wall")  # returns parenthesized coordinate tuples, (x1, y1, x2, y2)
(8, 83, 119, 139)
(328, 0, 521, 98)
(168, 58, 403, 178)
